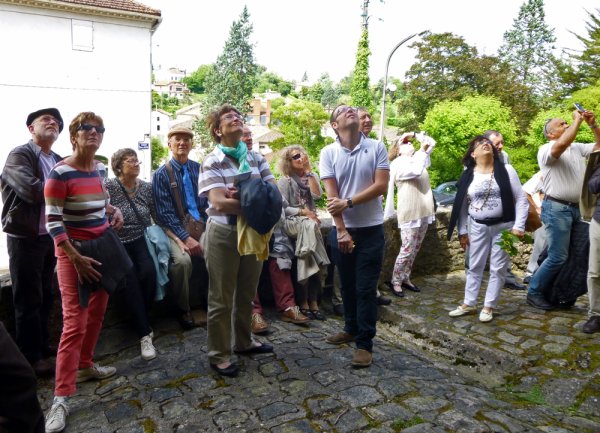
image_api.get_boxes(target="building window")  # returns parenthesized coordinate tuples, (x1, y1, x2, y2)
(72, 20, 94, 51)
(157, 125, 160, 131)
(157, 117, 160, 121)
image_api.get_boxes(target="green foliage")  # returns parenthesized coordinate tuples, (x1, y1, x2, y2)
(151, 91, 180, 115)
(182, 64, 214, 94)
(506, 146, 538, 184)
(568, 8, 600, 90)
(498, 0, 560, 100)
(204, 6, 258, 111)
(270, 98, 329, 159)
(391, 416, 425, 431)
(150, 136, 168, 170)
(422, 96, 517, 185)
(350, 29, 372, 110)
(496, 230, 533, 257)
(254, 68, 293, 96)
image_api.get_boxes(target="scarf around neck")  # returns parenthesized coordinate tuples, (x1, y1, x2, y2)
(218, 141, 250, 173)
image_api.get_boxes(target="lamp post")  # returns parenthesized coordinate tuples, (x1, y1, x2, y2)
(378, 31, 428, 141)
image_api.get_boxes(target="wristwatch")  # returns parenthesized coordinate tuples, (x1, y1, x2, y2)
(346, 198, 353, 208)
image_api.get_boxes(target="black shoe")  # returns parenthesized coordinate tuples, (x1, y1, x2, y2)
(333, 303, 345, 316)
(178, 311, 198, 330)
(506, 282, 526, 290)
(401, 282, 421, 292)
(377, 295, 392, 306)
(210, 363, 239, 377)
(583, 316, 600, 334)
(234, 343, 274, 355)
(32, 358, 55, 378)
(526, 295, 554, 310)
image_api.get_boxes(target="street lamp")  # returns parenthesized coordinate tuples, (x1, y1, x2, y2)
(378, 31, 428, 141)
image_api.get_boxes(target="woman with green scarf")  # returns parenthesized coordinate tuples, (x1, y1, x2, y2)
(199, 104, 276, 377)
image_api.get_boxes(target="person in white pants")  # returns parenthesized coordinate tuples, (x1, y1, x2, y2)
(446, 136, 528, 322)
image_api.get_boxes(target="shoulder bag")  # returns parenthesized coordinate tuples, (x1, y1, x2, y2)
(165, 162, 204, 241)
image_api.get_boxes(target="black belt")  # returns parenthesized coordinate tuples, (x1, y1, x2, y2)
(471, 217, 503, 226)
(546, 195, 578, 208)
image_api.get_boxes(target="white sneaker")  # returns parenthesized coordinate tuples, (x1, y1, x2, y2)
(449, 305, 477, 317)
(76, 363, 116, 383)
(479, 309, 494, 322)
(45, 400, 69, 433)
(140, 335, 156, 360)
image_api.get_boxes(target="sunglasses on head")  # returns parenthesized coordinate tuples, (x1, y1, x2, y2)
(291, 153, 302, 160)
(78, 124, 105, 134)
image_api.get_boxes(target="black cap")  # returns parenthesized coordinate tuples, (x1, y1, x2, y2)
(26, 108, 64, 133)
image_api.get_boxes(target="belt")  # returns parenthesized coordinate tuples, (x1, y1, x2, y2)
(471, 217, 503, 226)
(546, 195, 578, 208)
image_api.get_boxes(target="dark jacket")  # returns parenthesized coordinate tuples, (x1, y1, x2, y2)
(588, 157, 600, 224)
(1, 140, 62, 237)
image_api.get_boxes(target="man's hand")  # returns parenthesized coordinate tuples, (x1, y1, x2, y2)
(224, 186, 240, 200)
(110, 207, 124, 230)
(458, 234, 469, 251)
(337, 230, 354, 254)
(327, 197, 348, 216)
(582, 110, 597, 126)
(184, 237, 202, 256)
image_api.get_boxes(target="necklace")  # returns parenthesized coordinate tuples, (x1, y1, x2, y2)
(469, 170, 494, 211)
(120, 179, 138, 194)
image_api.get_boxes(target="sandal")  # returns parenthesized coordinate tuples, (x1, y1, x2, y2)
(300, 308, 315, 320)
(391, 282, 405, 297)
(310, 309, 327, 321)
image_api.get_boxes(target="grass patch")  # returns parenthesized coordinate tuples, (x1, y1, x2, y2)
(141, 418, 156, 433)
(391, 416, 425, 431)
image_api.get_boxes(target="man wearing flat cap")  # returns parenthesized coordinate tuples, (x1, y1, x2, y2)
(152, 125, 208, 329)
(1, 108, 64, 378)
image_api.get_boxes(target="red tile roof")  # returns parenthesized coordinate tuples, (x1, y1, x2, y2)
(57, 0, 161, 17)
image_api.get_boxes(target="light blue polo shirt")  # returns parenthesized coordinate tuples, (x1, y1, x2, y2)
(320, 136, 389, 228)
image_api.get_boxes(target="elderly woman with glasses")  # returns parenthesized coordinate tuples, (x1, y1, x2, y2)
(44, 112, 124, 433)
(277, 145, 330, 320)
(105, 148, 157, 361)
(447, 135, 528, 323)
(199, 104, 276, 377)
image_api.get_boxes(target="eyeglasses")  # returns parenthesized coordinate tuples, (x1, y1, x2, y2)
(332, 106, 357, 120)
(124, 158, 140, 166)
(291, 153, 302, 160)
(78, 124, 105, 134)
(35, 115, 63, 128)
(221, 113, 243, 122)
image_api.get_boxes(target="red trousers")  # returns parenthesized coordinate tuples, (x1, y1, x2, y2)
(54, 252, 109, 396)
(253, 258, 295, 314)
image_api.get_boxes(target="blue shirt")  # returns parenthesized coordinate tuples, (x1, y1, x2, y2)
(152, 158, 207, 241)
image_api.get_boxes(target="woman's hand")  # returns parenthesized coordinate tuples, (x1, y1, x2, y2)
(111, 207, 124, 230)
(225, 186, 240, 200)
(71, 254, 102, 283)
(337, 230, 354, 254)
(302, 208, 321, 225)
(302, 155, 311, 174)
(511, 228, 524, 238)
(459, 234, 470, 251)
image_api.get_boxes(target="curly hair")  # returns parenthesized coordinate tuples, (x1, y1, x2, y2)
(111, 148, 137, 177)
(462, 135, 499, 168)
(206, 104, 242, 143)
(68, 112, 104, 141)
(278, 144, 307, 177)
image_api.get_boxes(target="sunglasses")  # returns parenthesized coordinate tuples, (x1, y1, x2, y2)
(78, 124, 105, 134)
(291, 153, 303, 160)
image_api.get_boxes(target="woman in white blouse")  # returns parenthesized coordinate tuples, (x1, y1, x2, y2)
(384, 132, 436, 296)
(447, 135, 528, 322)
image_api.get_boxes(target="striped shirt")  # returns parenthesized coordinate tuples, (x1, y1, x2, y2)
(44, 161, 109, 246)
(152, 158, 207, 241)
(199, 148, 274, 225)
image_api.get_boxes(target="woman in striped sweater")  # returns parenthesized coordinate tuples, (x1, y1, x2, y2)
(43, 112, 123, 433)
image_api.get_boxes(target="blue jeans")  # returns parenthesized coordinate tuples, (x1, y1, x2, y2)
(330, 225, 384, 352)
(528, 199, 580, 296)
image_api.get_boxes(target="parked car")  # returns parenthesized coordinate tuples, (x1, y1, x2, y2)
(433, 181, 458, 207)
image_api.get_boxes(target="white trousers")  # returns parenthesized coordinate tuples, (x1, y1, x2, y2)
(464, 220, 512, 308)
(588, 218, 600, 316)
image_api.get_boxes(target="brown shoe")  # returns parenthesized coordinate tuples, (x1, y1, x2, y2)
(351, 349, 372, 368)
(32, 358, 55, 377)
(325, 331, 356, 345)
(281, 306, 310, 324)
(251, 313, 269, 334)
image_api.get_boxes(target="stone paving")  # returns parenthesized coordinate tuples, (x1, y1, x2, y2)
(36, 271, 600, 433)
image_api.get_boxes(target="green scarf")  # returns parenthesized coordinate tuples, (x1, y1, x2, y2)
(218, 141, 250, 174)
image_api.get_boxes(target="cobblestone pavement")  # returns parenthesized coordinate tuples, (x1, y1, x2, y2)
(37, 272, 600, 433)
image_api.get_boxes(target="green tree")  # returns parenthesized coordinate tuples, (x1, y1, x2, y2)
(350, 29, 372, 109)
(498, 0, 559, 100)
(568, 8, 600, 89)
(254, 68, 293, 95)
(270, 98, 329, 158)
(421, 96, 518, 185)
(204, 6, 258, 111)
(182, 64, 214, 94)
(150, 136, 169, 170)
(151, 91, 181, 115)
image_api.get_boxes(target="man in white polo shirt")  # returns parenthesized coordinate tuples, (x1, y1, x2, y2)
(527, 109, 600, 310)
(320, 104, 389, 368)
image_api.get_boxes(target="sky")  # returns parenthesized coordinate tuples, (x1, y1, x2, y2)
(142, 0, 598, 84)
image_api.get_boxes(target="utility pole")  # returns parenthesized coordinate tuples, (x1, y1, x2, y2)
(361, 0, 370, 29)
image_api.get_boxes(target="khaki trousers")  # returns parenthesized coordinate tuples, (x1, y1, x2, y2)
(168, 237, 192, 312)
(204, 219, 263, 365)
(588, 218, 600, 316)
